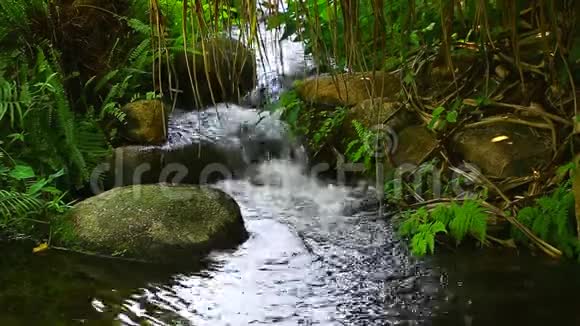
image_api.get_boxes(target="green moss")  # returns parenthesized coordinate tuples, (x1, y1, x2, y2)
(65, 184, 248, 263)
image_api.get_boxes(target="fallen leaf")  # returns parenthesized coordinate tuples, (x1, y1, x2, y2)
(33, 243, 49, 253)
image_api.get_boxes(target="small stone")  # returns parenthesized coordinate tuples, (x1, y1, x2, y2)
(120, 100, 168, 145)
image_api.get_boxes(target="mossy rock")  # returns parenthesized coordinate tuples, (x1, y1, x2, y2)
(120, 100, 168, 145)
(296, 71, 401, 107)
(451, 122, 552, 178)
(64, 184, 248, 263)
(171, 37, 256, 109)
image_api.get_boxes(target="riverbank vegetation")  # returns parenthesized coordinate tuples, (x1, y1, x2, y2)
(1, 0, 579, 261)
(269, 1, 580, 260)
(0, 0, 244, 239)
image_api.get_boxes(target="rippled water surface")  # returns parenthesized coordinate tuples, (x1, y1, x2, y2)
(3, 161, 580, 325)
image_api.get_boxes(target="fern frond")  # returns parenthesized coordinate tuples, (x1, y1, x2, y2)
(0, 189, 43, 219)
(431, 203, 454, 225)
(410, 221, 447, 256)
(449, 200, 487, 244)
(0, 80, 28, 128)
(34, 49, 88, 183)
(352, 120, 367, 139)
(129, 38, 151, 63)
(126, 18, 151, 35)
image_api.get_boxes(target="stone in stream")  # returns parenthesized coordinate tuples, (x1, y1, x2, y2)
(119, 100, 169, 145)
(451, 122, 552, 178)
(169, 37, 257, 109)
(296, 71, 401, 107)
(99, 106, 297, 189)
(106, 146, 165, 187)
(61, 184, 249, 263)
(104, 142, 247, 188)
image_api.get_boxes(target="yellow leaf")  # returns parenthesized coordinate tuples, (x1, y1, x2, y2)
(33, 243, 49, 253)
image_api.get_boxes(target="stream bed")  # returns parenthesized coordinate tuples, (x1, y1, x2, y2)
(2, 160, 580, 325)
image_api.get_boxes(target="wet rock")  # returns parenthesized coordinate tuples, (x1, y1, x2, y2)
(342, 185, 382, 216)
(390, 125, 438, 167)
(171, 38, 256, 109)
(397, 276, 418, 294)
(451, 122, 552, 178)
(163, 141, 247, 184)
(119, 100, 168, 145)
(296, 72, 401, 107)
(64, 184, 249, 263)
(107, 146, 164, 188)
(102, 106, 298, 188)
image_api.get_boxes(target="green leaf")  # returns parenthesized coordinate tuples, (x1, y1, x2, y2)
(432, 106, 445, 117)
(446, 110, 458, 123)
(403, 72, 415, 85)
(9, 165, 35, 180)
(557, 162, 576, 177)
(428, 106, 446, 129)
(27, 178, 49, 195)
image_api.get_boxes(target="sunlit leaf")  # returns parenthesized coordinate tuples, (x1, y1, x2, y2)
(9, 165, 35, 180)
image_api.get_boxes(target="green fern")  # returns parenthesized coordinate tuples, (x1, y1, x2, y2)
(449, 201, 488, 244)
(431, 204, 454, 225)
(514, 186, 578, 258)
(0, 189, 43, 220)
(42, 51, 88, 182)
(345, 120, 375, 169)
(399, 207, 429, 237)
(129, 38, 151, 62)
(126, 18, 151, 35)
(399, 200, 488, 256)
(410, 221, 447, 255)
(0, 80, 29, 128)
(312, 107, 346, 149)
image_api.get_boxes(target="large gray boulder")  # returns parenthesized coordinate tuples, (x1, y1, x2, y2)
(64, 184, 248, 263)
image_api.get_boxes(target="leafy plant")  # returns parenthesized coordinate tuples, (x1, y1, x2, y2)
(399, 200, 488, 256)
(0, 155, 69, 232)
(276, 90, 303, 126)
(427, 98, 462, 131)
(312, 107, 346, 149)
(345, 120, 377, 170)
(513, 186, 580, 259)
(448, 200, 487, 244)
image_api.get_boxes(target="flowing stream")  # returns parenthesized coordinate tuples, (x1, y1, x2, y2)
(2, 8, 580, 326)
